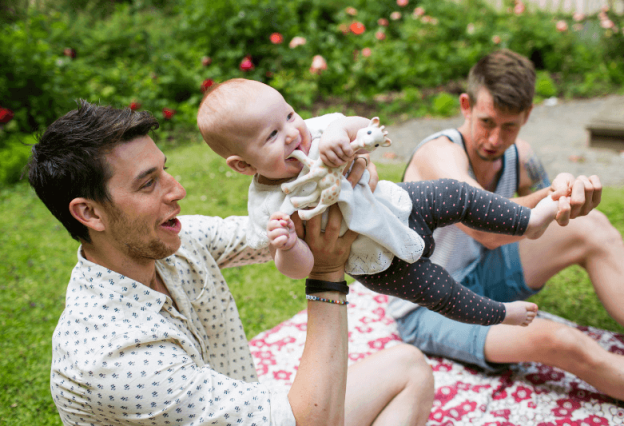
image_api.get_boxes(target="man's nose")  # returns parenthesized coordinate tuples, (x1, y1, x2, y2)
(488, 127, 502, 146)
(164, 173, 186, 202)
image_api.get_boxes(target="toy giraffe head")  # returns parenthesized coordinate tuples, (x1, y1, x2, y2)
(352, 117, 392, 153)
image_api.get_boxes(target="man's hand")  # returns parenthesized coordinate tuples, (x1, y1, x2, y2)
(301, 204, 358, 281)
(344, 153, 379, 192)
(550, 173, 602, 225)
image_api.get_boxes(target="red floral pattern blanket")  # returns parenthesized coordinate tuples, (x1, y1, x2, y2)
(250, 283, 624, 425)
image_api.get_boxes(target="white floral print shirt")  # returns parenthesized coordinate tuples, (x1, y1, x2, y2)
(51, 215, 295, 425)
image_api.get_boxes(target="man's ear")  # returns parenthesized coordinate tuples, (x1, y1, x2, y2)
(226, 155, 257, 176)
(459, 93, 472, 118)
(69, 198, 106, 233)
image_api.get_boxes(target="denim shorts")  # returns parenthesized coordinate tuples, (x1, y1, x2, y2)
(395, 242, 540, 372)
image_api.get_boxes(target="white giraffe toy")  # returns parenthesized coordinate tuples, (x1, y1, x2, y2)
(281, 117, 391, 221)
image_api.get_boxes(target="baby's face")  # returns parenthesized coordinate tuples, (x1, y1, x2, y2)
(236, 84, 311, 182)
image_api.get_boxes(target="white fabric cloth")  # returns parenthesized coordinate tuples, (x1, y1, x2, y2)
(246, 114, 424, 275)
(51, 215, 295, 426)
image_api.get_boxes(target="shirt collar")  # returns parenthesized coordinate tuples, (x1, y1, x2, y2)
(74, 245, 174, 313)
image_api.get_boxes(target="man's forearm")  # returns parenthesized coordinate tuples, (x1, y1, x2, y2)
(288, 290, 348, 425)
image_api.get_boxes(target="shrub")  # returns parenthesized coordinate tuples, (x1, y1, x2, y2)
(0, 133, 34, 187)
(2, 0, 624, 185)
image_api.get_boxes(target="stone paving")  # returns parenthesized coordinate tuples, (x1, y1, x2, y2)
(372, 95, 624, 187)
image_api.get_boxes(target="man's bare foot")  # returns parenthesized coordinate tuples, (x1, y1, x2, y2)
(525, 195, 558, 239)
(502, 301, 538, 326)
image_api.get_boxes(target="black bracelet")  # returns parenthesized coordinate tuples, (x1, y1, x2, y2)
(305, 279, 349, 295)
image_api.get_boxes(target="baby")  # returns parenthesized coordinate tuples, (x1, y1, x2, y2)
(198, 78, 565, 327)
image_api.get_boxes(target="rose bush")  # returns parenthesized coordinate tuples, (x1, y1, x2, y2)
(1, 0, 623, 186)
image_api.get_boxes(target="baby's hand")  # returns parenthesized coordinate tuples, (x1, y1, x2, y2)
(319, 130, 354, 168)
(267, 212, 298, 250)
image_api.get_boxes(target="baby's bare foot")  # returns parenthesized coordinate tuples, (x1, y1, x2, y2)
(525, 195, 558, 239)
(502, 301, 538, 326)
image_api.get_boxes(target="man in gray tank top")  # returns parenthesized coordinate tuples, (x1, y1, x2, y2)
(388, 49, 624, 400)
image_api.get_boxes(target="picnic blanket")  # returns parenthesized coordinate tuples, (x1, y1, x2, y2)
(250, 282, 624, 425)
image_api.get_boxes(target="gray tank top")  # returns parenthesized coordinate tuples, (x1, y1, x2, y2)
(387, 129, 519, 319)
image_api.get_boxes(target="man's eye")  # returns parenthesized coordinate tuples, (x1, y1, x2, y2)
(143, 179, 154, 189)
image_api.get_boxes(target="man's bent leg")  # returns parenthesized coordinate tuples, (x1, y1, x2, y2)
(519, 210, 624, 326)
(345, 344, 434, 426)
(485, 318, 624, 400)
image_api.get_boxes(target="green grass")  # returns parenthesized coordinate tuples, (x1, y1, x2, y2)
(1, 140, 623, 424)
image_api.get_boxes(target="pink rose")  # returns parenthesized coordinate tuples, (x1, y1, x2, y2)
(514, 1, 525, 14)
(289, 36, 307, 48)
(377, 18, 389, 26)
(397, 0, 409, 6)
(492, 35, 501, 44)
(310, 55, 327, 74)
(201, 56, 212, 66)
(600, 19, 614, 29)
(239, 56, 255, 71)
(390, 11, 402, 20)
(413, 7, 425, 16)
(345, 6, 357, 16)
(573, 12, 585, 21)
(362, 47, 372, 57)
(556, 20, 568, 32)
(375, 31, 386, 40)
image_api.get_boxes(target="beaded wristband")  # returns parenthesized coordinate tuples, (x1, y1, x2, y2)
(305, 279, 349, 295)
(306, 295, 349, 305)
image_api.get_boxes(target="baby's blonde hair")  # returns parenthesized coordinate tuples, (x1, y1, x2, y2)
(197, 78, 261, 158)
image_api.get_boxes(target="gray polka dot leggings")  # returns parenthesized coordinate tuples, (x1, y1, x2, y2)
(355, 179, 531, 325)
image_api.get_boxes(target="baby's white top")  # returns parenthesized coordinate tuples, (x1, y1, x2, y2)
(246, 113, 424, 275)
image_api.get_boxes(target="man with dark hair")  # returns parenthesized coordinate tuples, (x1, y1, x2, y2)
(389, 49, 624, 400)
(30, 100, 434, 425)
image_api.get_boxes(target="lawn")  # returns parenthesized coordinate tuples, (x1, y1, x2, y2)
(1, 137, 623, 424)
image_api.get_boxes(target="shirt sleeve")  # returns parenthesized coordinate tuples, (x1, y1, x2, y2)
(61, 333, 295, 425)
(179, 215, 272, 269)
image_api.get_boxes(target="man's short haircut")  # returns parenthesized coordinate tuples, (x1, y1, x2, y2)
(28, 100, 159, 242)
(467, 49, 536, 113)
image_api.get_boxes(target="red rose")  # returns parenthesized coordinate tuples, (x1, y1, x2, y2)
(349, 21, 365, 35)
(129, 101, 141, 111)
(201, 78, 215, 92)
(270, 32, 283, 44)
(162, 108, 176, 120)
(0, 107, 14, 124)
(239, 57, 255, 71)
(63, 48, 76, 59)
(201, 56, 212, 66)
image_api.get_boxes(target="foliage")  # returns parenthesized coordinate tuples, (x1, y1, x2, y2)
(1, 0, 623, 182)
(0, 133, 33, 187)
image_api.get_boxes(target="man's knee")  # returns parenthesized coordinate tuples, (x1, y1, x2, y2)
(393, 344, 434, 389)
(578, 210, 623, 251)
(536, 324, 597, 366)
